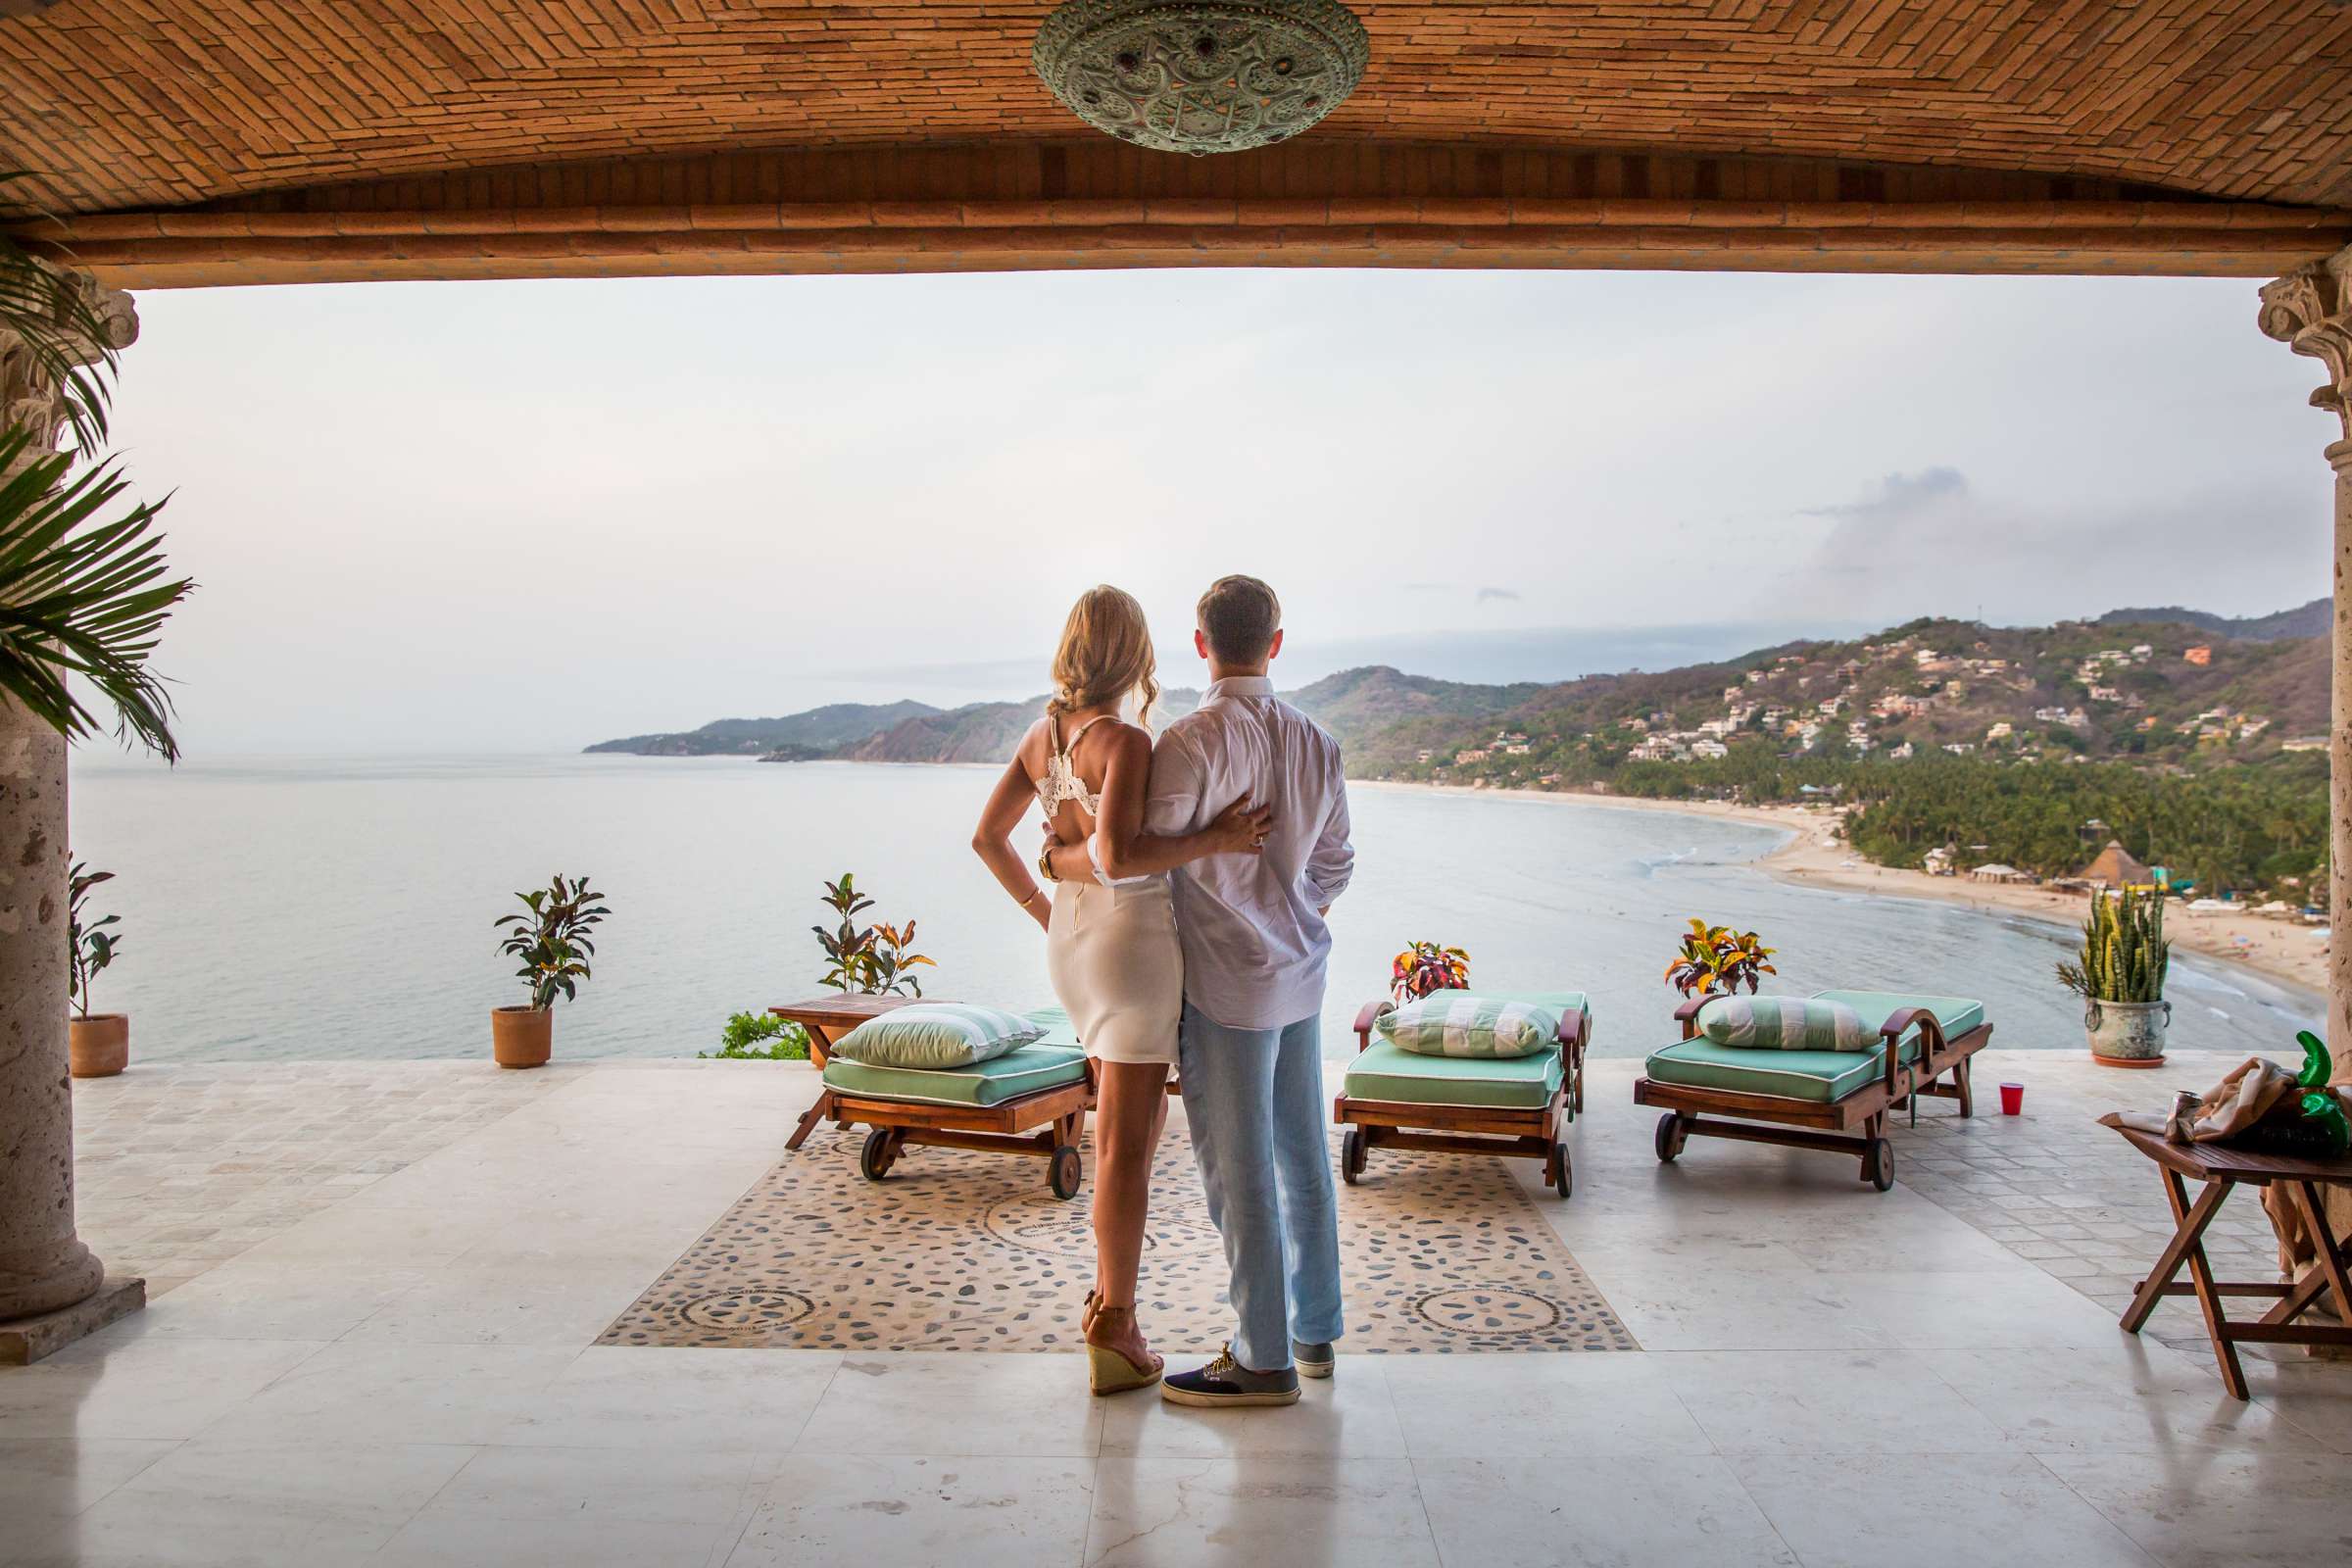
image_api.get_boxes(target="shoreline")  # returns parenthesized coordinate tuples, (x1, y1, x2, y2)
(1355, 778, 2330, 1006)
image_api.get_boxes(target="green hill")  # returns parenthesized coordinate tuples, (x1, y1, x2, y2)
(585, 700, 939, 757)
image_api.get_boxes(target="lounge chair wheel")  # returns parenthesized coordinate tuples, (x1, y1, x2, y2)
(1341, 1126, 1367, 1185)
(1653, 1112, 1686, 1163)
(1865, 1137, 1894, 1192)
(858, 1128, 896, 1183)
(1546, 1140, 1572, 1200)
(1049, 1144, 1082, 1200)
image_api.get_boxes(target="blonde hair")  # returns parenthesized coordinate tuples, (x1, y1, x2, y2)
(1048, 585, 1160, 728)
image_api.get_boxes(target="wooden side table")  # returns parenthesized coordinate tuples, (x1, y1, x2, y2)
(767, 994, 920, 1068)
(2112, 1123, 2352, 1398)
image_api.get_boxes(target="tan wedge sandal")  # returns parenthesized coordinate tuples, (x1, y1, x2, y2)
(1085, 1303, 1163, 1396)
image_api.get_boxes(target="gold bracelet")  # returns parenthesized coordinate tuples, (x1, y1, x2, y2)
(1037, 842, 1060, 884)
(1018, 886, 1044, 908)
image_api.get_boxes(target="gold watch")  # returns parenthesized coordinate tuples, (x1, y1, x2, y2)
(1037, 841, 1061, 884)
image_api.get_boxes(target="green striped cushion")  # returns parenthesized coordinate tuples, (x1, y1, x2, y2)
(823, 1045, 1088, 1107)
(1697, 995, 1870, 1052)
(1377, 992, 1560, 1059)
(831, 1003, 1046, 1070)
(1344, 1040, 1564, 1108)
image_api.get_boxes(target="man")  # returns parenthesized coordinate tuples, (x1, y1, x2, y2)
(1144, 574, 1353, 1406)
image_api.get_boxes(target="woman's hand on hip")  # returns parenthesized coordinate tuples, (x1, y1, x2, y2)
(1205, 798, 1273, 856)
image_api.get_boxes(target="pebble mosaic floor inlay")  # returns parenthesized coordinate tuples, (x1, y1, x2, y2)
(601, 1125, 1638, 1353)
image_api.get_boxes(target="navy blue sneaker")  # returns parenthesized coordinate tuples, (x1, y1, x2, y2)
(1160, 1344, 1301, 1407)
(1293, 1340, 1335, 1380)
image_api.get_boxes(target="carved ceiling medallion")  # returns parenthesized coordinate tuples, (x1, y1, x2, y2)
(1032, 0, 1370, 157)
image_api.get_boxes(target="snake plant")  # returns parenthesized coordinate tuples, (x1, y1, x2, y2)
(2057, 886, 2169, 1004)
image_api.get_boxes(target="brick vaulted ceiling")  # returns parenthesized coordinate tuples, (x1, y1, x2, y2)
(4, 0, 2352, 284)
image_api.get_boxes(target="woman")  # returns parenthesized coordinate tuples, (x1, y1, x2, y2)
(973, 585, 1267, 1395)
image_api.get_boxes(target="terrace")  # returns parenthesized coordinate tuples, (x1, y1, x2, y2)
(4, 3, 2352, 1563)
(0, 1050, 2342, 1565)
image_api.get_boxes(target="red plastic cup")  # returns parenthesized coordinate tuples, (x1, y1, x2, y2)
(1999, 1082, 2025, 1116)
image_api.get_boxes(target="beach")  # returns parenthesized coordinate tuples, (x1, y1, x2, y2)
(1363, 781, 2330, 1004)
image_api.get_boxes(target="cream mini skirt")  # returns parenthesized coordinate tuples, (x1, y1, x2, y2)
(1045, 875, 1183, 1067)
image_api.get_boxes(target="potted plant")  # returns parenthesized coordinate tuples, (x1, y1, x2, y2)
(1391, 940, 1470, 1002)
(67, 858, 127, 1077)
(1663, 918, 1777, 999)
(2058, 885, 2170, 1067)
(812, 873, 933, 996)
(491, 872, 609, 1068)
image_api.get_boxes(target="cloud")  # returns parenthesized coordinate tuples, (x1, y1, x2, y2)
(1774, 463, 2322, 623)
(1475, 586, 1522, 603)
(1802, 466, 1970, 521)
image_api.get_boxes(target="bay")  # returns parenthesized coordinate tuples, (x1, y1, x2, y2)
(67, 755, 2321, 1063)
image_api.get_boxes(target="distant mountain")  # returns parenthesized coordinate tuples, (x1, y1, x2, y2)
(1285, 666, 1544, 751)
(585, 602, 2328, 775)
(2093, 599, 2327, 643)
(834, 669, 1535, 765)
(841, 690, 1205, 764)
(585, 700, 940, 757)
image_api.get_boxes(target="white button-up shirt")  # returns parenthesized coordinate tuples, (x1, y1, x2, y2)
(1143, 675, 1353, 1030)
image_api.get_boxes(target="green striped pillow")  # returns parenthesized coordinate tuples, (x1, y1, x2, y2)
(831, 1004, 1047, 1070)
(1377, 993, 1560, 1059)
(1696, 996, 1870, 1052)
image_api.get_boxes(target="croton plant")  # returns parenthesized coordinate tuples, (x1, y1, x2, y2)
(1392, 941, 1470, 1003)
(1663, 918, 1777, 999)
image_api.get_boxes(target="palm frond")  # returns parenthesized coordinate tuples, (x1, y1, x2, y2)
(0, 172, 123, 455)
(0, 426, 193, 760)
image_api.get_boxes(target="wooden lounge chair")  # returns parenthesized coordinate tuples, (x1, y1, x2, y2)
(784, 1005, 1095, 1200)
(1634, 989, 1990, 1191)
(1333, 989, 1591, 1200)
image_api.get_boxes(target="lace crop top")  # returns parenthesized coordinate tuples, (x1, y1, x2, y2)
(1036, 713, 1109, 818)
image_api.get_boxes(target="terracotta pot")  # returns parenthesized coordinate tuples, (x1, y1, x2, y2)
(2085, 998, 2169, 1068)
(68, 1012, 129, 1078)
(491, 1004, 552, 1069)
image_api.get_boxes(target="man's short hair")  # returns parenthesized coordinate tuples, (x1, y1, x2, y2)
(1197, 574, 1282, 665)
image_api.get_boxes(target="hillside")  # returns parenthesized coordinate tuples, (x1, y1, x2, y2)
(584, 606, 2328, 781)
(1377, 614, 2328, 790)
(2093, 598, 2327, 642)
(586, 700, 939, 757)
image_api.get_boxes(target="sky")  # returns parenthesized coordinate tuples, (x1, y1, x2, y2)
(87, 265, 2340, 755)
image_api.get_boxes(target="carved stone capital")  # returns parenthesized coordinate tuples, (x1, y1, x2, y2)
(0, 260, 137, 462)
(2260, 246, 2352, 447)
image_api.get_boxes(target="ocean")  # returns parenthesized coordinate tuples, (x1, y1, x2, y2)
(67, 754, 2322, 1063)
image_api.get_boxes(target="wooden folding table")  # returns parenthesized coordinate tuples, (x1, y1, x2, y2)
(2113, 1124, 2352, 1399)
(767, 993, 918, 1068)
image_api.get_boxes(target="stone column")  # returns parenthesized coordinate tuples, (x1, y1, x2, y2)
(0, 263, 141, 1358)
(2257, 247, 2352, 1290)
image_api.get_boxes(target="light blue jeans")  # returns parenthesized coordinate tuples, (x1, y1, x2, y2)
(1177, 1003, 1344, 1373)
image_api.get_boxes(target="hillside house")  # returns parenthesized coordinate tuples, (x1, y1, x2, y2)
(2184, 646, 2213, 665)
